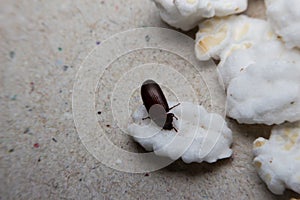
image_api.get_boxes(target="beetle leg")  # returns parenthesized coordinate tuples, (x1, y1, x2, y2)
(142, 116, 150, 120)
(173, 115, 178, 120)
(169, 103, 180, 111)
(173, 126, 178, 132)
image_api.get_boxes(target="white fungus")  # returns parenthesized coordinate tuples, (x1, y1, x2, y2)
(253, 122, 300, 195)
(195, 15, 276, 61)
(127, 102, 232, 163)
(152, 0, 247, 31)
(222, 40, 300, 125)
(265, 0, 300, 49)
(194, 15, 300, 125)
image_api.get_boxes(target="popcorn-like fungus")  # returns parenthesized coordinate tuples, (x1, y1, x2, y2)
(265, 0, 300, 49)
(195, 15, 276, 61)
(152, 0, 247, 31)
(253, 123, 300, 195)
(127, 102, 232, 163)
(222, 40, 300, 125)
(195, 15, 300, 125)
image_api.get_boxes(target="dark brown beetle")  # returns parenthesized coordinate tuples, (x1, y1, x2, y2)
(141, 79, 180, 132)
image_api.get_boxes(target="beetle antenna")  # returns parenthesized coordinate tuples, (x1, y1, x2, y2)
(169, 103, 180, 111)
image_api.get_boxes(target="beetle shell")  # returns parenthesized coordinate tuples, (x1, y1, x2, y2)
(141, 80, 169, 112)
(141, 79, 179, 131)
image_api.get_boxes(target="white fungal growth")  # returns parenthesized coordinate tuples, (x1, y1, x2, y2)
(127, 102, 232, 163)
(194, 15, 300, 125)
(265, 0, 300, 49)
(152, 0, 247, 31)
(222, 40, 300, 125)
(195, 15, 276, 61)
(253, 122, 300, 195)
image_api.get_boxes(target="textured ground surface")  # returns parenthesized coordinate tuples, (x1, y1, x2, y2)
(1, 0, 300, 199)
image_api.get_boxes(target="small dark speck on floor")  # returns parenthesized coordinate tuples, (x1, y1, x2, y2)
(10, 95, 17, 101)
(145, 35, 150, 42)
(9, 51, 15, 59)
(97, 111, 101, 115)
(53, 182, 58, 189)
(33, 143, 40, 148)
(38, 158, 41, 162)
(24, 128, 30, 134)
(79, 178, 82, 181)
(30, 82, 35, 93)
(63, 65, 69, 71)
(106, 124, 110, 127)
(8, 149, 14, 153)
(52, 138, 57, 142)
(144, 173, 149, 177)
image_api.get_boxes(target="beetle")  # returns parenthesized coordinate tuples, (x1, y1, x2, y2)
(141, 79, 180, 132)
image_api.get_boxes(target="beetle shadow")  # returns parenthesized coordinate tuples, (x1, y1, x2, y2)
(130, 138, 232, 177)
(227, 118, 273, 140)
(281, 189, 300, 199)
(160, 21, 198, 40)
(160, 156, 233, 177)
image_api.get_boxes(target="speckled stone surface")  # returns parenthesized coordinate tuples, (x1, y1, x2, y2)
(1, 0, 300, 199)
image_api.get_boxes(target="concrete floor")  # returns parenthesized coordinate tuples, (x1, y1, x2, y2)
(1, 0, 300, 199)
